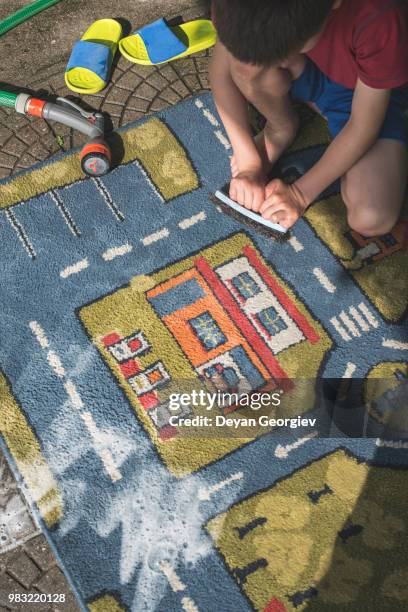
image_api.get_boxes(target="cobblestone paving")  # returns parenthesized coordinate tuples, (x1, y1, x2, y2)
(0, 455, 79, 610)
(0, 40, 211, 609)
(0, 533, 80, 611)
(0, 51, 211, 179)
(0, 454, 39, 554)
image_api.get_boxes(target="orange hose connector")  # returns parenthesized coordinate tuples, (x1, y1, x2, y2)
(26, 97, 46, 117)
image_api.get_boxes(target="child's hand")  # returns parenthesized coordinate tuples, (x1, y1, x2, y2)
(230, 169, 266, 212)
(260, 179, 309, 229)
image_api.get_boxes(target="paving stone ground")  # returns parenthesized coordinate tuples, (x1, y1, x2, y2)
(0, 534, 80, 611)
(0, 455, 79, 610)
(0, 454, 39, 553)
(0, 3, 211, 609)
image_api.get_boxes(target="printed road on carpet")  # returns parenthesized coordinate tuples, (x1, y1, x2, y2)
(0, 93, 408, 611)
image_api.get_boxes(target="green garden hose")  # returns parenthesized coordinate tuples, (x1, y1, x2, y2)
(0, 91, 18, 109)
(0, 0, 63, 38)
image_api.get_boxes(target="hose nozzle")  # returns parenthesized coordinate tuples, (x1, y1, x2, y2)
(14, 93, 112, 176)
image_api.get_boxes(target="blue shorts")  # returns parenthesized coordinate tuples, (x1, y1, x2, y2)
(291, 57, 408, 146)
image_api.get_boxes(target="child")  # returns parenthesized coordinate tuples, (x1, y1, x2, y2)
(210, 0, 408, 235)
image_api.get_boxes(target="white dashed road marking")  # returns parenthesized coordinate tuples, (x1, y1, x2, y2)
(80, 412, 122, 483)
(376, 439, 408, 449)
(29, 321, 49, 349)
(313, 268, 336, 293)
(29, 321, 122, 483)
(288, 236, 304, 252)
(64, 381, 84, 409)
(178, 212, 206, 230)
(60, 259, 89, 279)
(195, 99, 231, 151)
(182, 597, 199, 612)
(203, 108, 220, 127)
(159, 561, 186, 592)
(214, 130, 232, 150)
(158, 562, 200, 612)
(46, 351, 66, 378)
(102, 243, 133, 261)
(343, 362, 357, 378)
(141, 228, 169, 246)
(58, 207, 203, 278)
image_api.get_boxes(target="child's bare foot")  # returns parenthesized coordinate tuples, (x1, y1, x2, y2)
(230, 118, 299, 178)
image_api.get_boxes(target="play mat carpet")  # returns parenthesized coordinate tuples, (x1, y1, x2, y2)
(0, 93, 408, 611)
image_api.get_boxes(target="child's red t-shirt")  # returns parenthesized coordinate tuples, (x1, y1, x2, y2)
(307, 0, 408, 89)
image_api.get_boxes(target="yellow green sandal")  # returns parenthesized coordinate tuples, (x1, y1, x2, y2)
(119, 18, 216, 66)
(65, 19, 122, 94)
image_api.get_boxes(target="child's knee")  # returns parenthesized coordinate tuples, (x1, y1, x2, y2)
(348, 218, 398, 237)
(347, 209, 399, 237)
(342, 184, 401, 236)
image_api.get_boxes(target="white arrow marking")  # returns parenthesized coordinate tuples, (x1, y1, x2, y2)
(376, 438, 408, 449)
(275, 431, 318, 459)
(198, 472, 244, 501)
(382, 339, 408, 351)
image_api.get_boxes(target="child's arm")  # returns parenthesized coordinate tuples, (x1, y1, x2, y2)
(261, 81, 391, 227)
(209, 42, 266, 211)
(294, 81, 391, 204)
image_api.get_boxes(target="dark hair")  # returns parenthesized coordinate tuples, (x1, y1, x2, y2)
(212, 0, 336, 65)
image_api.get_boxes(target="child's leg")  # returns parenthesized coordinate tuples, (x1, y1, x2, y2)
(228, 53, 305, 173)
(341, 139, 407, 237)
(210, 42, 265, 174)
